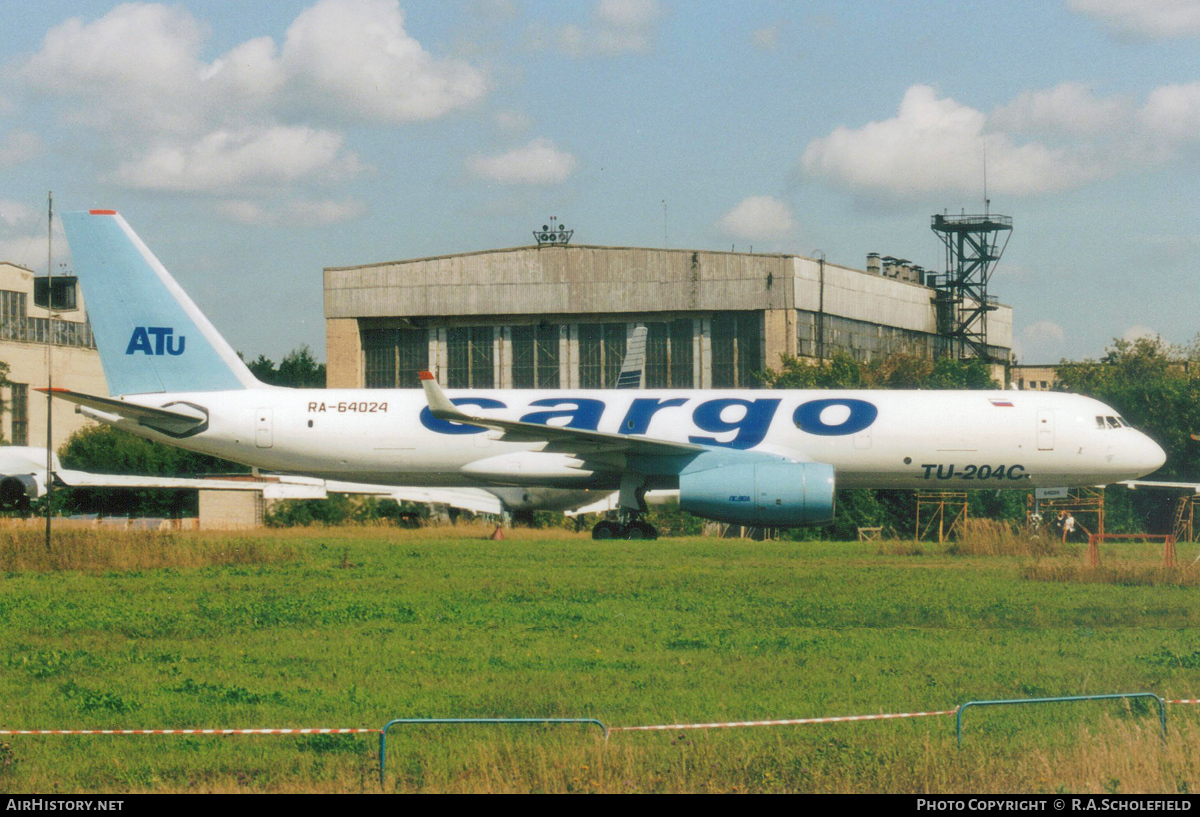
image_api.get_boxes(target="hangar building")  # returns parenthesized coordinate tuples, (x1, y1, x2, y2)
(323, 243, 1013, 390)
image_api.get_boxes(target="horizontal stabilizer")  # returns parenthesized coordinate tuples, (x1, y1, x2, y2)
(39, 388, 207, 435)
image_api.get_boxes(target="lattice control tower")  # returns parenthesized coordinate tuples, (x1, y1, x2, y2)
(929, 211, 1013, 362)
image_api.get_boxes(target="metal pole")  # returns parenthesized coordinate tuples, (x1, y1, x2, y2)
(44, 192, 52, 553)
(816, 253, 825, 361)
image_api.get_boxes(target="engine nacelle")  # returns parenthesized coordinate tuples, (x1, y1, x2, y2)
(0, 474, 44, 509)
(679, 460, 835, 527)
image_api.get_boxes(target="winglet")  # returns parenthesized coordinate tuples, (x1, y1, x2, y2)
(418, 371, 478, 426)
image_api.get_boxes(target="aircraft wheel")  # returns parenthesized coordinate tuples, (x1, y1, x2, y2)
(592, 520, 624, 540)
(625, 521, 658, 540)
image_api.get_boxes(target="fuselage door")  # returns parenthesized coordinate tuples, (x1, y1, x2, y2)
(256, 408, 274, 449)
(1036, 409, 1054, 451)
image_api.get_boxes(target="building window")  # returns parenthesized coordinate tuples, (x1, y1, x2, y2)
(578, 323, 626, 388)
(646, 319, 694, 388)
(0, 290, 26, 342)
(446, 327, 494, 388)
(9, 383, 27, 446)
(512, 324, 559, 388)
(362, 327, 427, 388)
(711, 313, 762, 388)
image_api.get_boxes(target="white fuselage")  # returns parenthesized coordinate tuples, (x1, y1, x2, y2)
(94, 387, 1166, 491)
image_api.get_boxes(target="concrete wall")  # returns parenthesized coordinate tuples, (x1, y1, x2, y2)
(325, 246, 795, 320)
(198, 490, 263, 529)
(325, 318, 362, 389)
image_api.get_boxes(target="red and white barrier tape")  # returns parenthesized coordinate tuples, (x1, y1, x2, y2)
(609, 709, 959, 733)
(0, 728, 378, 736)
(1167, 700, 1200, 705)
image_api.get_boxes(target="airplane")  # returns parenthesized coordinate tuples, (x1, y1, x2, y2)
(43, 209, 1166, 540)
(0, 444, 333, 511)
(0, 443, 517, 515)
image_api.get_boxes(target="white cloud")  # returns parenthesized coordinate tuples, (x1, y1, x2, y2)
(546, 0, 666, 56)
(217, 197, 368, 226)
(718, 196, 794, 240)
(21, 3, 208, 134)
(1023, 320, 1066, 344)
(277, 0, 486, 122)
(16, 1, 482, 197)
(0, 201, 38, 230)
(991, 83, 1130, 137)
(1069, 0, 1200, 37)
(1139, 82, 1200, 142)
(23, 1, 486, 130)
(800, 85, 1103, 198)
(0, 131, 42, 166)
(1122, 324, 1161, 343)
(0, 211, 68, 273)
(109, 127, 358, 192)
(284, 198, 370, 226)
(466, 138, 578, 185)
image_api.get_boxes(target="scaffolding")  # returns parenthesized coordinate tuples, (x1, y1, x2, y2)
(1171, 494, 1200, 543)
(1035, 487, 1106, 541)
(930, 212, 1012, 362)
(915, 492, 968, 543)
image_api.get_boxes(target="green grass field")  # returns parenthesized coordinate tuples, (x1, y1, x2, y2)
(2, 524, 1200, 793)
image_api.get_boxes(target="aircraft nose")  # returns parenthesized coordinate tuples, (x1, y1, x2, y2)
(1134, 433, 1166, 476)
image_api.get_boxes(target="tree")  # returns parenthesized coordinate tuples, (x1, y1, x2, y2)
(762, 350, 1000, 390)
(1055, 337, 1200, 481)
(56, 425, 249, 518)
(242, 345, 326, 388)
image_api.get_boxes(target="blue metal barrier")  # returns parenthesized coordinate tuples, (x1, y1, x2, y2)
(956, 693, 1167, 747)
(379, 717, 609, 788)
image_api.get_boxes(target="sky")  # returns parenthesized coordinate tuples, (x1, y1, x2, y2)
(1, 0, 1199, 365)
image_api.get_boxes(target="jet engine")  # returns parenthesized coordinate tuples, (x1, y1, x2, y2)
(679, 460, 835, 527)
(0, 474, 44, 510)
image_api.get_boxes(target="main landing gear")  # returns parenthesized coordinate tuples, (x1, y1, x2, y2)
(591, 514, 658, 540)
(591, 473, 658, 540)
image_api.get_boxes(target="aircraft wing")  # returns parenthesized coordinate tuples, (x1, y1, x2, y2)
(55, 470, 265, 491)
(418, 371, 706, 459)
(39, 388, 207, 435)
(1120, 480, 1200, 493)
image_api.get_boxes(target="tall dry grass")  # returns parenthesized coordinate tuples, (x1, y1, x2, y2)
(950, 518, 1062, 557)
(0, 527, 305, 573)
(130, 717, 1200, 793)
(1023, 559, 1200, 587)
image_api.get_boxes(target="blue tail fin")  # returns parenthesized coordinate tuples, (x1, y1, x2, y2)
(61, 210, 259, 395)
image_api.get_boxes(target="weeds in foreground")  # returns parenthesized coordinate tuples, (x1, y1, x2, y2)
(1022, 559, 1200, 587)
(949, 518, 1062, 557)
(0, 528, 305, 573)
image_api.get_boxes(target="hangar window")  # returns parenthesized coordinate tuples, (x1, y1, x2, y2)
(512, 325, 560, 388)
(710, 313, 762, 388)
(579, 323, 626, 388)
(9, 383, 26, 446)
(645, 319, 695, 388)
(447, 326, 495, 389)
(362, 327, 428, 389)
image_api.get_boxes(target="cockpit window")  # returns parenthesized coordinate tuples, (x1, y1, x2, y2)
(1117, 416, 1130, 427)
(1106, 416, 1121, 429)
(1096, 416, 1106, 429)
